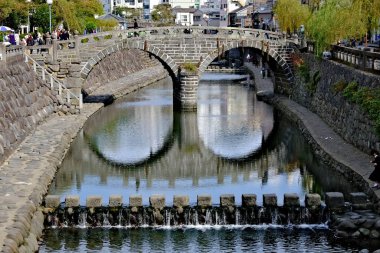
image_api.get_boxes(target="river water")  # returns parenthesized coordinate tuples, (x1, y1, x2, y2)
(41, 75, 364, 252)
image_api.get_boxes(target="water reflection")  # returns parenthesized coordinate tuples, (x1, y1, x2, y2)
(197, 84, 273, 159)
(86, 85, 174, 165)
(47, 76, 358, 206)
(41, 227, 368, 252)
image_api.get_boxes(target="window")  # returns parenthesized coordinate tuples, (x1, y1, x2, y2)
(181, 15, 188, 22)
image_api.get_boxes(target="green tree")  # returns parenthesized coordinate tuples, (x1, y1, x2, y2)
(274, 0, 310, 34)
(306, 0, 371, 54)
(0, 0, 16, 25)
(53, 0, 103, 33)
(30, 4, 55, 33)
(151, 4, 174, 26)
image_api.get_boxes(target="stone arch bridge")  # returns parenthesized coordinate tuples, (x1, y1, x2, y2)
(29, 26, 298, 110)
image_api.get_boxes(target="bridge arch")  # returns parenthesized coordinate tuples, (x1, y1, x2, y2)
(199, 39, 292, 79)
(80, 42, 179, 81)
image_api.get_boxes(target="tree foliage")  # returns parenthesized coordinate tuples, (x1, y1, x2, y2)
(274, 0, 310, 34)
(0, 0, 103, 33)
(306, 0, 376, 54)
(151, 4, 174, 25)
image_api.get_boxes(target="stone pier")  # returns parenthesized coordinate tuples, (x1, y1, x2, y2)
(174, 72, 199, 110)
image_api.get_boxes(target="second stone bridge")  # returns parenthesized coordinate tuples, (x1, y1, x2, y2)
(27, 26, 298, 110)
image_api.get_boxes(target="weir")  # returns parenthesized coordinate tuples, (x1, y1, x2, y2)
(42, 192, 377, 230)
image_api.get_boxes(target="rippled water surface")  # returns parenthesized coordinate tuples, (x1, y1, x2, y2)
(42, 226, 367, 252)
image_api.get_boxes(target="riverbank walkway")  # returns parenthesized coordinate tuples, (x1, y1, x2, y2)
(0, 64, 378, 252)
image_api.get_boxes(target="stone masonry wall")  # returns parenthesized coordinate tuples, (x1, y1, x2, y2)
(83, 49, 161, 95)
(0, 58, 59, 163)
(287, 54, 380, 153)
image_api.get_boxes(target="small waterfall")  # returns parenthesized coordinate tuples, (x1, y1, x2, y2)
(215, 211, 219, 225)
(270, 208, 280, 224)
(45, 205, 329, 228)
(258, 207, 265, 224)
(164, 209, 171, 226)
(78, 212, 87, 228)
(103, 212, 111, 227)
(205, 209, 212, 225)
(235, 209, 240, 225)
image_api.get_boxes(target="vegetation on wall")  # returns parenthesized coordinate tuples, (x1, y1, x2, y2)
(181, 63, 198, 74)
(333, 81, 380, 135)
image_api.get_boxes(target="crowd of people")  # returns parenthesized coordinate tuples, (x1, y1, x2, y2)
(2, 28, 72, 47)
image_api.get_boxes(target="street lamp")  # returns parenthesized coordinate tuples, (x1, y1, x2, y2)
(46, 0, 53, 33)
(26, 0, 31, 34)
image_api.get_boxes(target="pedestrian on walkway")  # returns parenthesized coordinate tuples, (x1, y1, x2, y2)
(369, 149, 380, 189)
(261, 67, 265, 78)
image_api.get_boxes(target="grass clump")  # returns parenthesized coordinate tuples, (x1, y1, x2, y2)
(181, 62, 198, 74)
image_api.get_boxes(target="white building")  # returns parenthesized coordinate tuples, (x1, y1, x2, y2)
(173, 8, 203, 26)
(102, 0, 144, 14)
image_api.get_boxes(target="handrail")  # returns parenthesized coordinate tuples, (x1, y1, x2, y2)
(24, 53, 83, 109)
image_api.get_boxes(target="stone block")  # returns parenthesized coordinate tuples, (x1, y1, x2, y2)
(349, 192, 367, 205)
(305, 194, 321, 208)
(173, 195, 189, 208)
(220, 194, 235, 207)
(45, 195, 61, 208)
(65, 77, 83, 88)
(86, 196, 102, 207)
(197, 195, 212, 207)
(68, 64, 82, 72)
(325, 192, 345, 211)
(65, 196, 79, 208)
(242, 194, 257, 207)
(129, 195, 142, 207)
(109, 195, 122, 207)
(283, 193, 300, 207)
(263, 194, 277, 207)
(149, 195, 165, 209)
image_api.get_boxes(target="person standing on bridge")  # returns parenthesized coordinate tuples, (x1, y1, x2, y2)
(133, 19, 139, 37)
(369, 149, 380, 189)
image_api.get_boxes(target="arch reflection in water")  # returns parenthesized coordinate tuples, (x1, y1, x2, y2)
(86, 84, 174, 165)
(48, 75, 357, 206)
(197, 83, 273, 160)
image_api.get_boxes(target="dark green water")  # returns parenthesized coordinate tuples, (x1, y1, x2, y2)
(41, 75, 364, 252)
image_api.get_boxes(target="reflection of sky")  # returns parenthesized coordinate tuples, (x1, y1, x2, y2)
(197, 84, 273, 159)
(200, 73, 249, 81)
(92, 88, 173, 164)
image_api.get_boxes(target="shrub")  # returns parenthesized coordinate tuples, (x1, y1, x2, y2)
(181, 62, 198, 74)
(332, 80, 347, 94)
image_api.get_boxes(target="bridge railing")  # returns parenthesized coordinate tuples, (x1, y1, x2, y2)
(330, 45, 380, 73)
(20, 27, 297, 64)
(24, 53, 83, 109)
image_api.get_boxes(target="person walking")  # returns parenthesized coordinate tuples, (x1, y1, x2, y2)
(369, 149, 380, 189)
